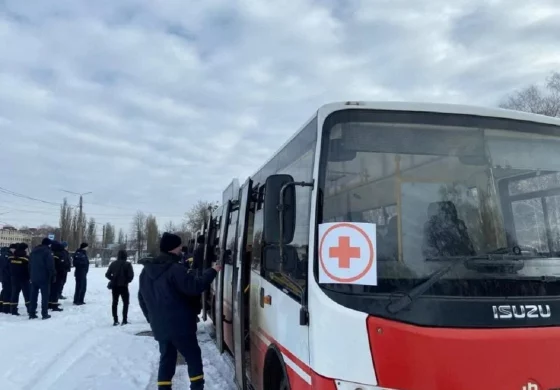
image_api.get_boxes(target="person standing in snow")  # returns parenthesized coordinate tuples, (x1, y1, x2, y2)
(0, 245, 12, 313)
(29, 238, 55, 320)
(9, 242, 31, 316)
(58, 241, 71, 299)
(73, 243, 89, 305)
(48, 241, 65, 312)
(138, 232, 221, 390)
(105, 249, 134, 326)
(0, 244, 16, 313)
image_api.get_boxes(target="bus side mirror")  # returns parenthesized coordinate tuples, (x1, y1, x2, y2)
(263, 174, 296, 245)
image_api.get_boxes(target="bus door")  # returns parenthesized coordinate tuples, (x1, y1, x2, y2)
(233, 178, 253, 390)
(216, 201, 232, 354)
(202, 212, 219, 322)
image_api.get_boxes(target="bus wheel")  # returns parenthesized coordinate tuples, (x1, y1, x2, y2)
(263, 347, 290, 390)
(279, 375, 289, 390)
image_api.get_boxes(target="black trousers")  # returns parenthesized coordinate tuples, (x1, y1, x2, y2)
(111, 286, 129, 322)
(158, 331, 204, 390)
(11, 276, 30, 314)
(58, 272, 68, 296)
(1, 276, 11, 313)
(30, 282, 50, 317)
(74, 274, 87, 304)
(49, 278, 61, 308)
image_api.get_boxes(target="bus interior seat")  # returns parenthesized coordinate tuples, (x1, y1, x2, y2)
(422, 201, 475, 257)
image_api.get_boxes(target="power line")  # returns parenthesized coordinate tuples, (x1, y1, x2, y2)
(0, 186, 60, 206)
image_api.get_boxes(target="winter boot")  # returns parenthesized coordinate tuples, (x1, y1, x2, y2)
(113, 318, 119, 326)
(51, 306, 63, 312)
(29, 313, 38, 319)
(42, 314, 51, 320)
(59, 295, 67, 300)
(190, 379, 204, 390)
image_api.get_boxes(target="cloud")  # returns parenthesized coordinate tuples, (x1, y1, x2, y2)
(0, 0, 558, 233)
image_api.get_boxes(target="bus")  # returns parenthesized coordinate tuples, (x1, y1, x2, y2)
(201, 101, 560, 390)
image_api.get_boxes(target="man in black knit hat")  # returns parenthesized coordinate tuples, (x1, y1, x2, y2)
(73, 242, 90, 305)
(10, 242, 31, 316)
(138, 232, 221, 390)
(29, 238, 54, 320)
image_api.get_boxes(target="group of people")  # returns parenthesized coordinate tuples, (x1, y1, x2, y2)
(0, 239, 90, 319)
(2, 231, 220, 389)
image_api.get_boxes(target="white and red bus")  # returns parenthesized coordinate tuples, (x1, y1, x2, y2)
(201, 101, 560, 390)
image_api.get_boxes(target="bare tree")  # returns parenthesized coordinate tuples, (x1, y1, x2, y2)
(145, 215, 160, 256)
(102, 223, 116, 247)
(117, 228, 125, 245)
(500, 71, 560, 117)
(184, 200, 219, 234)
(131, 211, 147, 256)
(86, 218, 97, 249)
(163, 221, 176, 233)
(59, 198, 73, 242)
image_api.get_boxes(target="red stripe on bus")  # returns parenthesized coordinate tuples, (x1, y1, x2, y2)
(257, 328, 312, 376)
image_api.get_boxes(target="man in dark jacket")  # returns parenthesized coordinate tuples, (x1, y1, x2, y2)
(105, 250, 134, 325)
(73, 243, 89, 305)
(48, 241, 65, 312)
(0, 244, 15, 313)
(58, 241, 71, 299)
(29, 238, 55, 319)
(10, 243, 31, 316)
(138, 232, 221, 390)
(0, 246, 11, 313)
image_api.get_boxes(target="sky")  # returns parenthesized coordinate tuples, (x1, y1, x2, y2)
(0, 0, 559, 235)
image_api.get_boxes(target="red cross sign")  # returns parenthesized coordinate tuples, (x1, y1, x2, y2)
(318, 222, 377, 285)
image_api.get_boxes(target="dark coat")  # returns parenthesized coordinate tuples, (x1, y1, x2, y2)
(29, 245, 55, 284)
(10, 249, 30, 280)
(0, 247, 10, 283)
(138, 252, 217, 341)
(105, 260, 134, 287)
(61, 250, 72, 272)
(52, 251, 66, 280)
(73, 249, 89, 277)
(192, 245, 204, 273)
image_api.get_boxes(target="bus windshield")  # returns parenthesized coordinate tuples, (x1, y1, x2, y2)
(319, 109, 560, 298)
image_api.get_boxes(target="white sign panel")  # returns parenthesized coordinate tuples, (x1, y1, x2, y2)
(48, 234, 55, 240)
(318, 222, 377, 285)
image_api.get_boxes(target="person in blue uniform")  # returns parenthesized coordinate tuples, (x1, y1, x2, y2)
(48, 241, 65, 312)
(59, 241, 71, 299)
(10, 243, 31, 316)
(138, 232, 221, 390)
(0, 245, 12, 313)
(29, 238, 55, 320)
(0, 244, 16, 313)
(73, 242, 89, 305)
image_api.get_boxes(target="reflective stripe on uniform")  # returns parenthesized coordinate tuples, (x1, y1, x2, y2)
(190, 375, 204, 382)
(157, 381, 172, 386)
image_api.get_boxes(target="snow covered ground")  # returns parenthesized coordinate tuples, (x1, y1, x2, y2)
(0, 265, 237, 390)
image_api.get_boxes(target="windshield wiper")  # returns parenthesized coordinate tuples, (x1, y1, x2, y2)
(385, 255, 527, 315)
(386, 261, 460, 314)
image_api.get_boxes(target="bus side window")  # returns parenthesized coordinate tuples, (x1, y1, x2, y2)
(263, 147, 316, 301)
(251, 186, 264, 272)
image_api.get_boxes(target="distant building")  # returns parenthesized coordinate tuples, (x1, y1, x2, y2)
(0, 226, 32, 247)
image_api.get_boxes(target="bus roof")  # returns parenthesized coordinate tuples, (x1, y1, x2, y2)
(224, 101, 560, 197)
(318, 101, 560, 127)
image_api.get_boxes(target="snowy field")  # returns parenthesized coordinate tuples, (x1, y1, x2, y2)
(0, 265, 236, 390)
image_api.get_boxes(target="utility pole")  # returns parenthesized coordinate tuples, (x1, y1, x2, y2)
(61, 190, 92, 244)
(102, 224, 106, 248)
